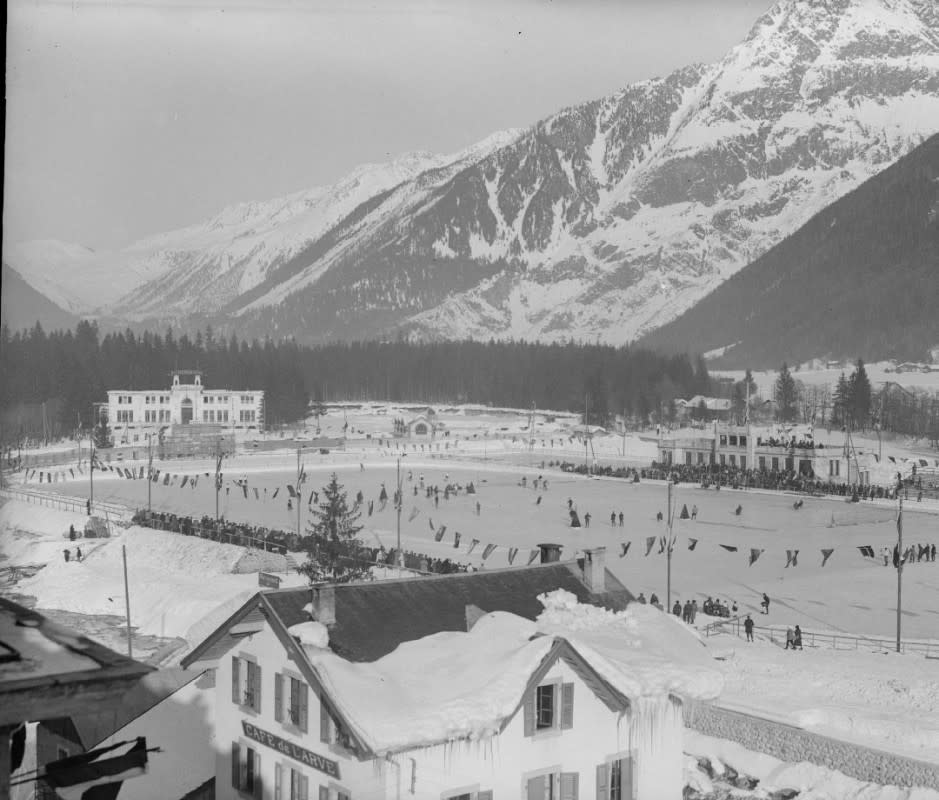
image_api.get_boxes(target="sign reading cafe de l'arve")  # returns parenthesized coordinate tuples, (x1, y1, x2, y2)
(241, 720, 341, 779)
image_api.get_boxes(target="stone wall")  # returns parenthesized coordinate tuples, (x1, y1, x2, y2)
(683, 701, 939, 790)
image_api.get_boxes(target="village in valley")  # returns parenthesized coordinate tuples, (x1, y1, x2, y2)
(3, 0, 939, 797)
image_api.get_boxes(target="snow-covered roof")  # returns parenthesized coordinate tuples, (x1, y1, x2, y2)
(301, 589, 722, 755)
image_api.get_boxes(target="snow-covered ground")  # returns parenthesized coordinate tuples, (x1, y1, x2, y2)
(3, 404, 939, 782)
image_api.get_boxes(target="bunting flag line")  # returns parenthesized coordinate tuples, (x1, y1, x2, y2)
(821, 548, 835, 567)
(749, 548, 764, 567)
(508, 547, 519, 565)
(620, 542, 631, 558)
(527, 549, 541, 566)
(720, 544, 739, 552)
(453, 531, 462, 549)
(644, 537, 656, 556)
(688, 538, 699, 551)
(482, 544, 497, 560)
(786, 549, 799, 568)
(43, 737, 149, 800)
(858, 545, 875, 558)
(466, 538, 481, 555)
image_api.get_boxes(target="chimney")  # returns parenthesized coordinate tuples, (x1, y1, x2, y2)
(311, 585, 336, 626)
(537, 543, 562, 564)
(582, 547, 606, 594)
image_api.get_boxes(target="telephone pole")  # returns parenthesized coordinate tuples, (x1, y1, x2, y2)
(122, 545, 133, 658)
(214, 437, 224, 524)
(146, 434, 154, 514)
(896, 495, 903, 653)
(396, 458, 403, 575)
(89, 434, 95, 516)
(666, 480, 674, 610)
(296, 446, 303, 540)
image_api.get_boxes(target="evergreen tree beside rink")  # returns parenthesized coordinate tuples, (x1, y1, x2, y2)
(298, 473, 370, 584)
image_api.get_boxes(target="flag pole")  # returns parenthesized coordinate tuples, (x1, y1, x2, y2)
(896, 494, 903, 653)
(666, 480, 674, 610)
(396, 457, 402, 576)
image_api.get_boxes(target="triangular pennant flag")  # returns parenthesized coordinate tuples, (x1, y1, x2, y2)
(679, 503, 689, 520)
(408, 506, 419, 522)
(467, 538, 480, 555)
(43, 737, 149, 800)
(287, 485, 297, 498)
(272, 487, 280, 499)
(508, 547, 519, 565)
(434, 525, 446, 542)
(858, 545, 875, 558)
(658, 536, 666, 555)
(181, 475, 189, 488)
(255, 487, 261, 500)
(481, 543, 497, 560)
(69, 468, 75, 478)
(453, 531, 462, 549)
(786, 549, 799, 567)
(307, 490, 314, 505)
(77, 465, 83, 475)
(429, 518, 435, 531)
(527, 549, 541, 565)
(644, 536, 656, 556)
(192, 475, 199, 488)
(688, 538, 698, 551)
(39, 472, 44, 483)
(720, 544, 739, 552)
(821, 548, 835, 567)
(620, 541, 631, 558)
(749, 548, 764, 567)
(163, 473, 170, 486)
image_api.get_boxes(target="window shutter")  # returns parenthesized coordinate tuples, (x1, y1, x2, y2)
(232, 657, 241, 704)
(560, 772, 579, 800)
(561, 683, 574, 729)
(523, 689, 535, 737)
(300, 775, 309, 800)
(320, 695, 331, 743)
(274, 763, 282, 800)
(595, 764, 607, 800)
(478, 792, 493, 800)
(231, 742, 241, 789)
(621, 757, 634, 800)
(253, 663, 263, 712)
(299, 682, 309, 732)
(527, 775, 546, 800)
(253, 750, 262, 800)
(274, 673, 284, 723)
(319, 786, 329, 800)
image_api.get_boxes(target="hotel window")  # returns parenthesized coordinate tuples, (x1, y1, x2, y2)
(772, 457, 779, 471)
(719, 435, 727, 446)
(524, 681, 573, 735)
(729, 454, 736, 466)
(526, 772, 579, 799)
(231, 742, 261, 799)
(597, 758, 632, 800)
(275, 673, 309, 731)
(697, 452, 704, 464)
(317, 787, 351, 800)
(274, 764, 309, 800)
(719, 454, 726, 466)
(729, 435, 737, 446)
(740, 456, 747, 470)
(232, 656, 262, 712)
(739, 436, 747, 447)
(445, 792, 492, 800)
(320, 695, 353, 751)
(759, 456, 766, 470)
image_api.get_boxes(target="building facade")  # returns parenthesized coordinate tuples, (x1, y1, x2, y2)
(105, 371, 264, 443)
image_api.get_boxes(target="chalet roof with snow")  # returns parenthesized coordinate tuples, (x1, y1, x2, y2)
(183, 560, 634, 667)
(0, 597, 153, 726)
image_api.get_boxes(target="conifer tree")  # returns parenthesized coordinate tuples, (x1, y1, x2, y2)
(774, 363, 797, 422)
(849, 359, 872, 429)
(833, 372, 852, 428)
(93, 420, 113, 449)
(299, 473, 369, 584)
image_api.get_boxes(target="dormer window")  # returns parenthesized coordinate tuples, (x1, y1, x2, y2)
(524, 680, 573, 736)
(536, 684, 555, 729)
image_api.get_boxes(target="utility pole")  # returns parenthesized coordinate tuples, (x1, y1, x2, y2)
(296, 446, 303, 540)
(584, 394, 589, 475)
(214, 437, 224, 524)
(147, 434, 153, 514)
(122, 545, 133, 659)
(666, 480, 674, 610)
(896, 495, 903, 653)
(89, 435, 95, 516)
(396, 458, 403, 575)
(622, 406, 627, 458)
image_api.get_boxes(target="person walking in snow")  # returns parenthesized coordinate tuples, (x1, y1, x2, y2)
(793, 625, 803, 650)
(618, 511, 624, 527)
(63, 549, 71, 563)
(784, 627, 795, 649)
(691, 599, 698, 623)
(672, 600, 681, 617)
(637, 592, 647, 604)
(744, 615, 754, 642)
(76, 547, 83, 562)
(611, 511, 616, 526)
(683, 600, 692, 623)
(583, 512, 591, 528)
(691, 504, 698, 521)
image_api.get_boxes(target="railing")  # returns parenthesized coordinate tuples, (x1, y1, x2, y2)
(703, 616, 939, 657)
(136, 512, 289, 553)
(0, 487, 130, 519)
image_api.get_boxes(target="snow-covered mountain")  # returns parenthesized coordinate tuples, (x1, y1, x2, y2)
(8, 0, 939, 345)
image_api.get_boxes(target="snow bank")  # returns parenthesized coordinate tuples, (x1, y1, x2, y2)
(288, 620, 329, 650)
(305, 590, 721, 754)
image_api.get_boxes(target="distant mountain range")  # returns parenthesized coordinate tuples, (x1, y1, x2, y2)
(4, 0, 938, 356)
(637, 134, 939, 367)
(1, 263, 79, 333)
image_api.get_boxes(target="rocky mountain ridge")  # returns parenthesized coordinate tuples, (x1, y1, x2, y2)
(7, 0, 939, 346)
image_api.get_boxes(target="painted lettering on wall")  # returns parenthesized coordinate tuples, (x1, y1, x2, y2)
(241, 720, 340, 779)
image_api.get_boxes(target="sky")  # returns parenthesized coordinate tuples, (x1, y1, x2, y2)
(4, 0, 767, 252)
